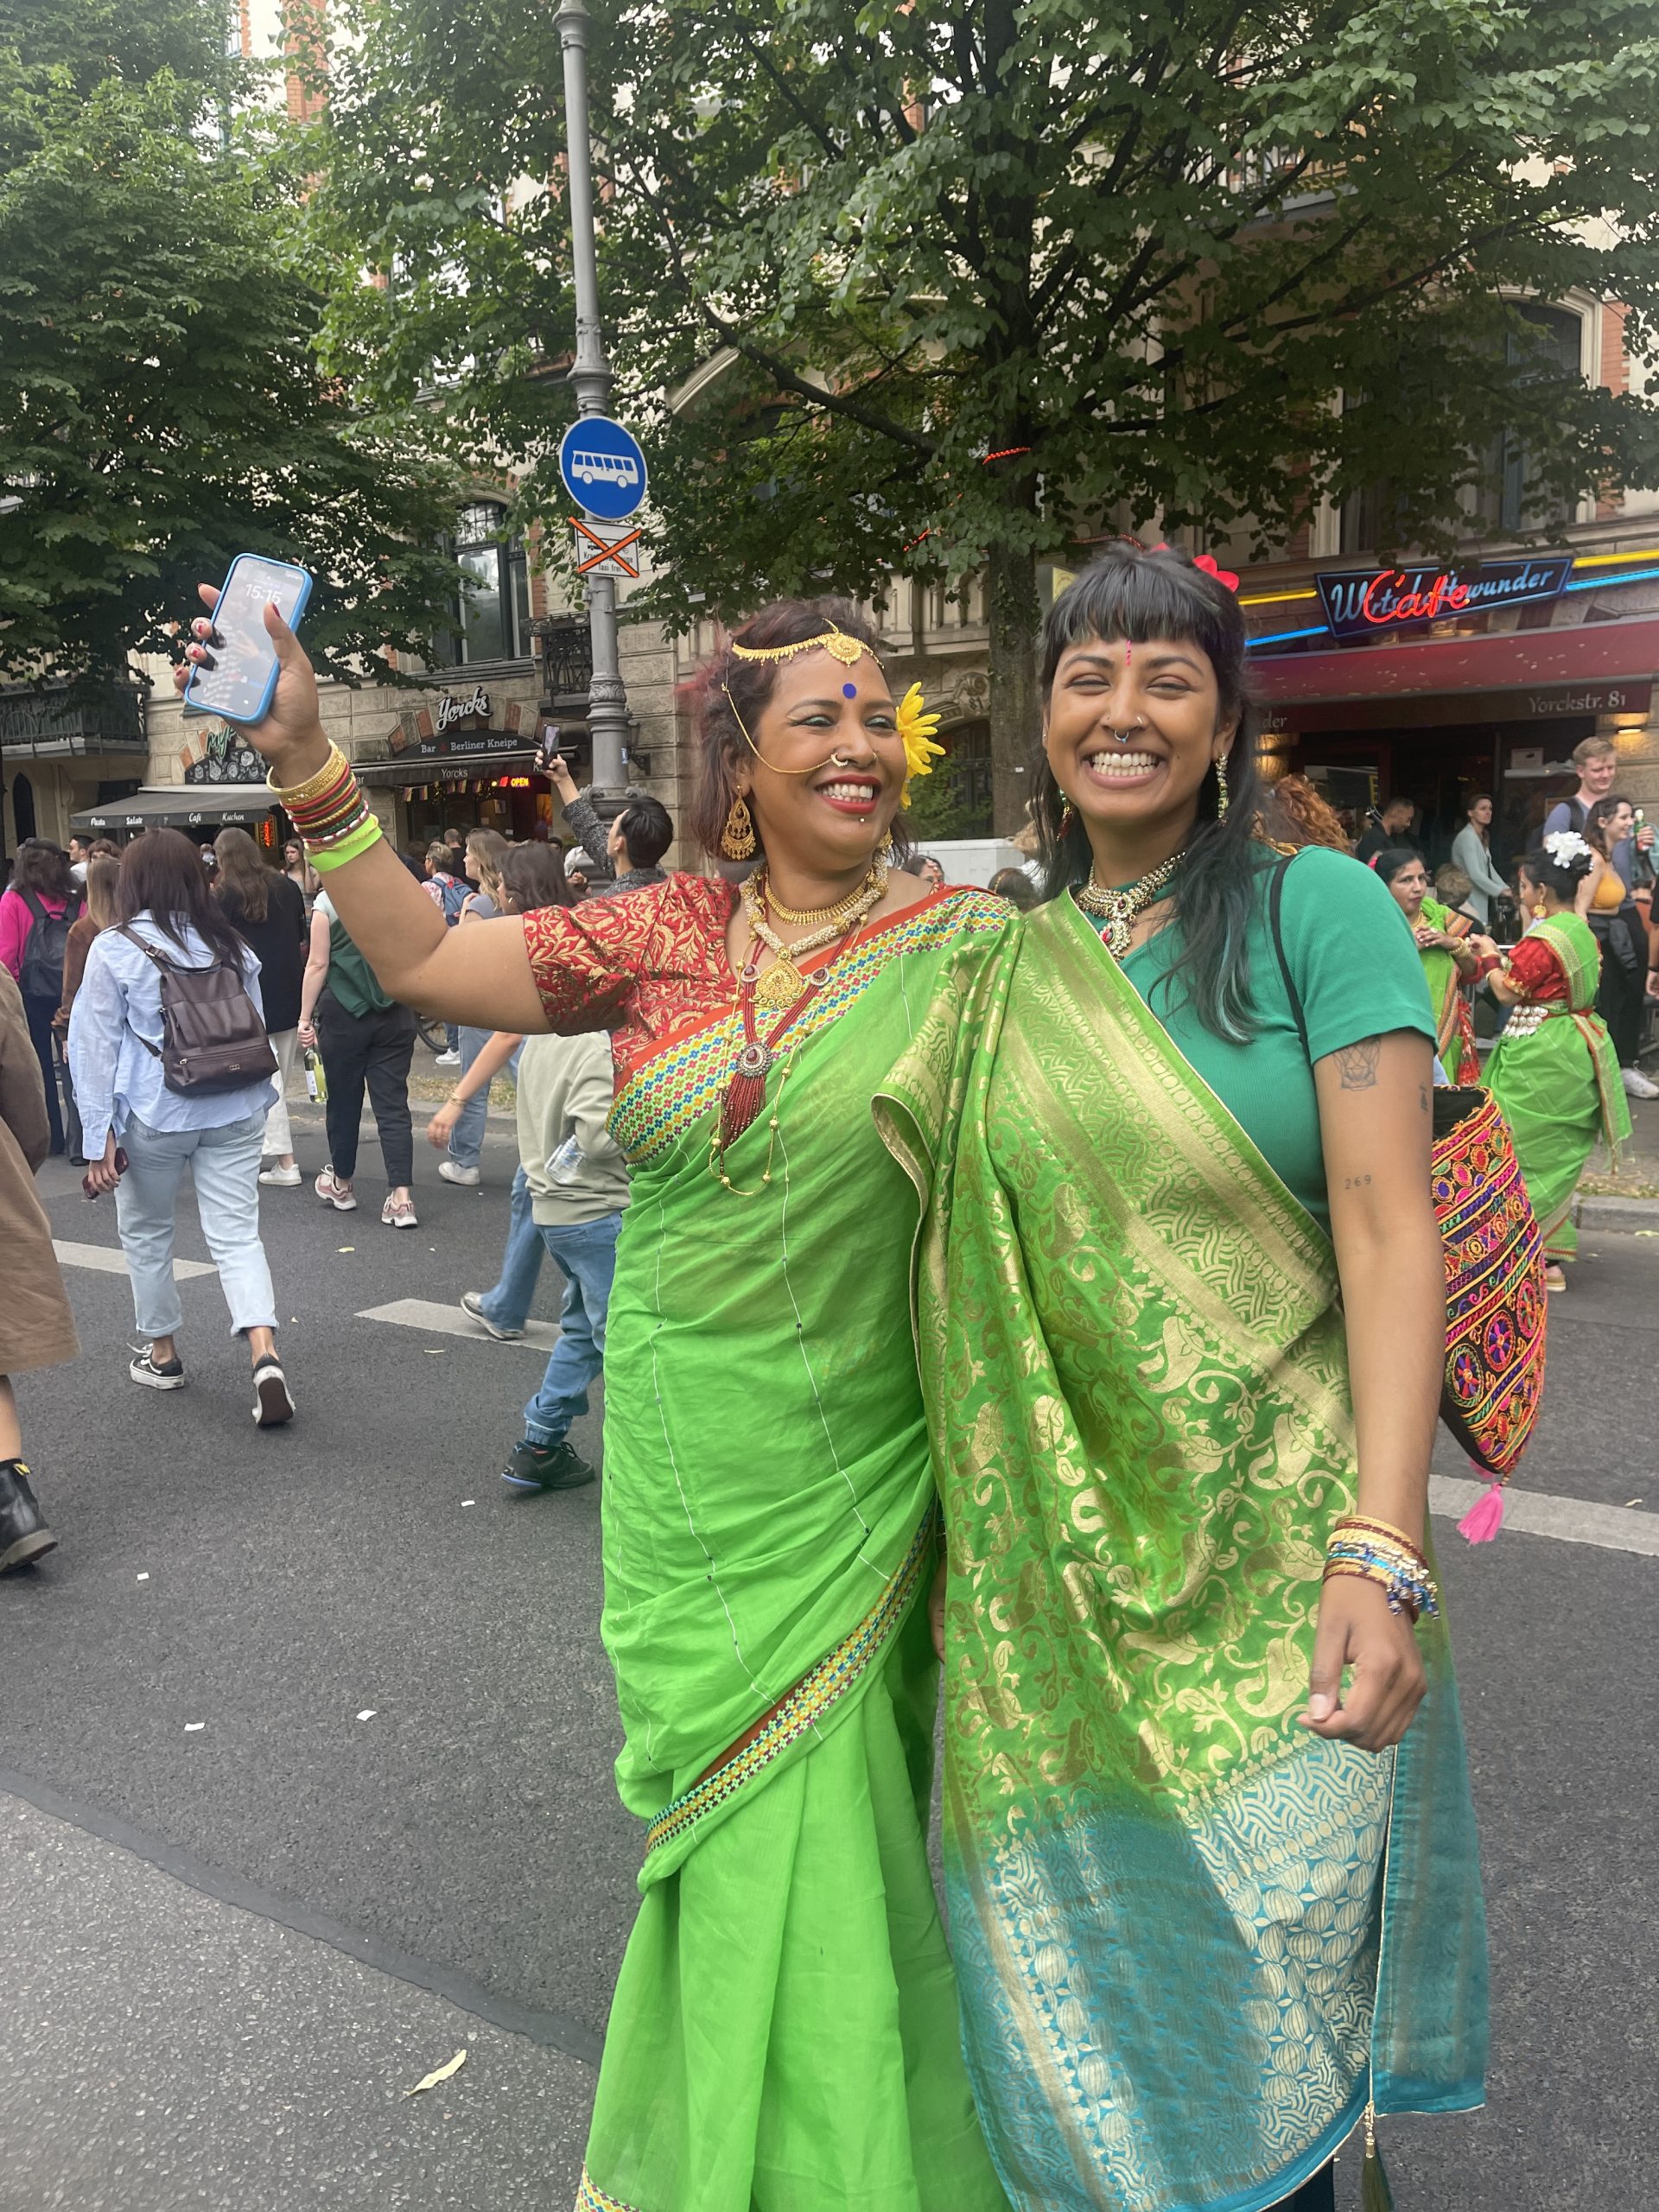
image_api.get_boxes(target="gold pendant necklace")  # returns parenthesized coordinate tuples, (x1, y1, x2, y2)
(741, 859, 887, 1010)
(1073, 849, 1185, 960)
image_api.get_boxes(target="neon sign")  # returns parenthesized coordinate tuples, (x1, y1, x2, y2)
(1316, 556, 1573, 642)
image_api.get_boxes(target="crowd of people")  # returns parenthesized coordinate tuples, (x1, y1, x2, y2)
(0, 537, 1649, 2212)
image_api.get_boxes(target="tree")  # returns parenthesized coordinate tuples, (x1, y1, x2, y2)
(0, 0, 461, 690)
(316, 0, 1659, 828)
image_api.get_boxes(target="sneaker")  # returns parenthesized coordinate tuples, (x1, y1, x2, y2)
(259, 1162, 302, 1187)
(251, 1354, 296, 1427)
(438, 1160, 481, 1187)
(315, 1169, 358, 1211)
(434, 1049, 461, 1066)
(1620, 1065, 1659, 1100)
(130, 1346, 186, 1391)
(461, 1291, 523, 1342)
(0, 1459, 57, 1573)
(382, 1193, 418, 1230)
(500, 1438, 597, 1492)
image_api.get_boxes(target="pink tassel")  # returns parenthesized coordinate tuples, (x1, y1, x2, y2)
(1458, 1478, 1507, 1544)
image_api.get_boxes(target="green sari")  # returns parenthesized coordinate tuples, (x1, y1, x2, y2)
(877, 893, 1487, 2212)
(575, 883, 1013, 2212)
(1415, 895, 1481, 1086)
(1485, 910, 1630, 1262)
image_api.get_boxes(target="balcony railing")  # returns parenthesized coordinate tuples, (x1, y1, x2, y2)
(0, 678, 146, 754)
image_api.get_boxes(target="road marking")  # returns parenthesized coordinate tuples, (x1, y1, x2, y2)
(1430, 1473, 1659, 1559)
(356, 1298, 560, 1352)
(54, 1239, 216, 1282)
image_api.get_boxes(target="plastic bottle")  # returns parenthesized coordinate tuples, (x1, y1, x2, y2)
(546, 1135, 583, 1185)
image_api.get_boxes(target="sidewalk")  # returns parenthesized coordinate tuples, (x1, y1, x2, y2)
(0, 1794, 592, 2212)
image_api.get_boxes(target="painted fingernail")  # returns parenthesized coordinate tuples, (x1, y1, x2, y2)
(190, 617, 214, 640)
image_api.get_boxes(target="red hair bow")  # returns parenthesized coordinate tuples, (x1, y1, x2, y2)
(1193, 553, 1241, 594)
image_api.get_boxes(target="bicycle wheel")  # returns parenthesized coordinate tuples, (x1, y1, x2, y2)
(416, 1013, 448, 1053)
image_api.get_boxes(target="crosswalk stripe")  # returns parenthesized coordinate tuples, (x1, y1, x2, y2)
(1430, 1471, 1659, 1559)
(356, 1297, 560, 1352)
(54, 1239, 216, 1283)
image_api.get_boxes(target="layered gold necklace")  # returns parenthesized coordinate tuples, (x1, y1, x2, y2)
(740, 857, 888, 1011)
(1073, 849, 1185, 960)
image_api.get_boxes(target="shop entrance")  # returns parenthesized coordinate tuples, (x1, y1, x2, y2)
(1291, 711, 1599, 874)
(404, 772, 555, 851)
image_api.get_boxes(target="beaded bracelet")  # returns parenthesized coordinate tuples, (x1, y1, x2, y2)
(1333, 1511, 1427, 1560)
(309, 815, 383, 874)
(1323, 1533, 1440, 1622)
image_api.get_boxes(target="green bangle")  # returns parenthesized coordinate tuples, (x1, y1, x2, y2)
(308, 815, 384, 874)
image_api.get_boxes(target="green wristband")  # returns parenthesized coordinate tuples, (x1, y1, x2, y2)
(308, 816, 385, 874)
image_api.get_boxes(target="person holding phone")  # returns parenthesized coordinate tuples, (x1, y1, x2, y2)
(67, 831, 296, 1426)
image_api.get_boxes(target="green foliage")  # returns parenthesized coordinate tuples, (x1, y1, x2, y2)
(0, 0, 461, 685)
(314, 0, 1659, 817)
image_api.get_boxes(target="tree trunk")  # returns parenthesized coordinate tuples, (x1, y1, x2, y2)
(986, 535, 1043, 837)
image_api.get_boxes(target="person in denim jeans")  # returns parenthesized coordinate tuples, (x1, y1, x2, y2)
(498, 1022, 629, 1491)
(438, 829, 511, 1188)
(67, 830, 296, 1427)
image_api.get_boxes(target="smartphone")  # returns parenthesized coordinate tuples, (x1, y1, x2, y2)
(182, 555, 313, 725)
(82, 1147, 129, 1201)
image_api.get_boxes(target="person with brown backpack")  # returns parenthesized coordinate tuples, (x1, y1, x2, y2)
(67, 830, 295, 1426)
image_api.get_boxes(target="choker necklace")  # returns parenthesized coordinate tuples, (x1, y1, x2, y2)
(741, 858, 887, 1011)
(1072, 849, 1184, 959)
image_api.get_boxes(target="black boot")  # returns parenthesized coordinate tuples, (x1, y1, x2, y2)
(0, 1459, 57, 1573)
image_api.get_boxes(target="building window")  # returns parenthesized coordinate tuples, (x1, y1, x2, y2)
(438, 502, 531, 665)
(1474, 305, 1585, 535)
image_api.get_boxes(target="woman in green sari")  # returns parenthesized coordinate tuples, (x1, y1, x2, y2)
(1486, 834, 1630, 1290)
(1373, 848, 1486, 1085)
(880, 544, 1487, 2212)
(176, 587, 1013, 2212)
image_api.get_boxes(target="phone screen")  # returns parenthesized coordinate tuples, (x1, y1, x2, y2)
(186, 557, 310, 723)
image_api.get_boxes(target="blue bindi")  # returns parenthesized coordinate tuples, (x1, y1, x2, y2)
(842, 682, 858, 698)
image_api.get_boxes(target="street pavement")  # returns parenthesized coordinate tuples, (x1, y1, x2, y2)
(2, 1071, 1656, 2209)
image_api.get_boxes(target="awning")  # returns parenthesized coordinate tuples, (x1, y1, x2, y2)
(1251, 611, 1659, 706)
(357, 748, 541, 786)
(70, 785, 280, 835)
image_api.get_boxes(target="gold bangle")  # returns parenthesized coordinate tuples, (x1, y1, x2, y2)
(268, 741, 348, 805)
(1334, 1511, 1426, 1558)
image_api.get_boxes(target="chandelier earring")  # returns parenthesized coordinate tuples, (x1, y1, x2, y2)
(1058, 800, 1077, 836)
(721, 791, 758, 861)
(1214, 754, 1230, 820)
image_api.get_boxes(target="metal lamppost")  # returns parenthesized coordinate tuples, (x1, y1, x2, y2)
(556, 0, 629, 796)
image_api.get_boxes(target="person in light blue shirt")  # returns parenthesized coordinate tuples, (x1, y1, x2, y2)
(67, 830, 295, 1427)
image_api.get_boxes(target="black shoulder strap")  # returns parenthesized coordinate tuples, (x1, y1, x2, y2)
(17, 887, 45, 925)
(1267, 852, 1311, 1058)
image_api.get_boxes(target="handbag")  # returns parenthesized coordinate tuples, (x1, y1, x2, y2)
(118, 927, 279, 1096)
(1268, 861, 1546, 1516)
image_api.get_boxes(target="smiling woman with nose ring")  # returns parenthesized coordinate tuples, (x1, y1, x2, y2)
(875, 541, 1489, 2212)
(181, 585, 1019, 2212)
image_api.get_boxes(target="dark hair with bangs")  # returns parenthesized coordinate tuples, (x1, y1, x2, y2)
(683, 598, 912, 866)
(1034, 543, 1267, 1044)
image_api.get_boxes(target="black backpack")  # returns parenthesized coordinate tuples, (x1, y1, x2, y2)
(118, 927, 279, 1096)
(18, 887, 81, 1002)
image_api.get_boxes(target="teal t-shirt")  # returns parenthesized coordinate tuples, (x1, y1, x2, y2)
(1117, 844, 1435, 1229)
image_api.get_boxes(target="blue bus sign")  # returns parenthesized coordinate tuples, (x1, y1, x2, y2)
(559, 416, 648, 522)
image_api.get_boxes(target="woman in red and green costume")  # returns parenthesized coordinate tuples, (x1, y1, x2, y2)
(1486, 833, 1630, 1290)
(174, 587, 1012, 2212)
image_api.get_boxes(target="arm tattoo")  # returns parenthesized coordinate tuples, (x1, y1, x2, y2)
(1333, 1036, 1382, 1090)
(1420, 1081, 1430, 1115)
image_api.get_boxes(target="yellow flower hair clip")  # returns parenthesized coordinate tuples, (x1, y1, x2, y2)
(895, 683, 944, 806)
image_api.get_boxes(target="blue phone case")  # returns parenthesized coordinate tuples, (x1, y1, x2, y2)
(182, 556, 313, 725)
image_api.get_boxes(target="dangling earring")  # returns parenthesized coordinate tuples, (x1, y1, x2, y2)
(877, 830, 894, 862)
(720, 792, 757, 860)
(1214, 756, 1230, 820)
(1058, 801, 1076, 836)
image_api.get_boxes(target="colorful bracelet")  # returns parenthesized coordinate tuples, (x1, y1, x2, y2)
(1333, 1511, 1427, 1560)
(308, 815, 384, 874)
(269, 741, 352, 810)
(1323, 1532, 1440, 1622)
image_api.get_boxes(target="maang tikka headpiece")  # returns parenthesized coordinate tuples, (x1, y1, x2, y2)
(728, 622, 884, 671)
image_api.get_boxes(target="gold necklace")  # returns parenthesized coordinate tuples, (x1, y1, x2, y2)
(1072, 849, 1185, 960)
(741, 859, 887, 1011)
(765, 868, 883, 927)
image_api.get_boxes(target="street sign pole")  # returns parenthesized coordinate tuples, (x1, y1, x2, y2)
(556, 0, 628, 796)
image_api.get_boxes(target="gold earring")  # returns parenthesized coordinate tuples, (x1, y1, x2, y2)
(1215, 757, 1230, 820)
(720, 792, 757, 860)
(1058, 801, 1076, 835)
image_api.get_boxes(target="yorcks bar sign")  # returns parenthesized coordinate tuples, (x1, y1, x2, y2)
(1316, 555, 1573, 643)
